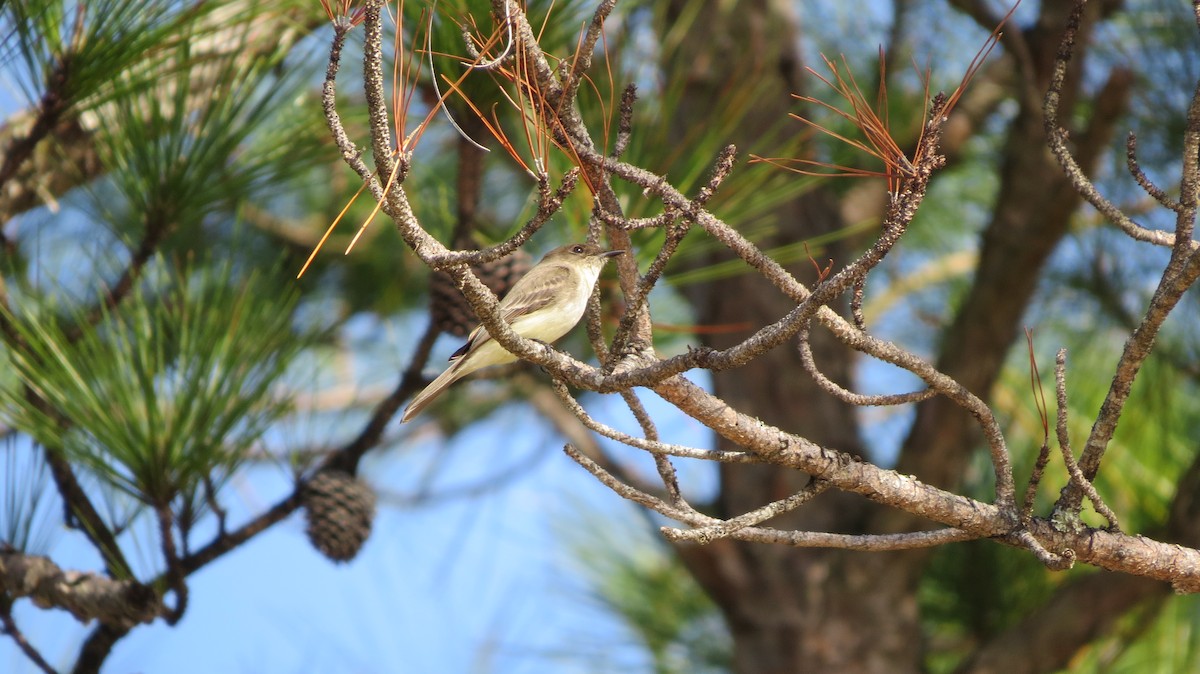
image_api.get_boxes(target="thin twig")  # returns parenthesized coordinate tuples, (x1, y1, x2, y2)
(851, 276, 866, 329)
(1126, 132, 1180, 213)
(594, 209, 677, 231)
(1012, 529, 1075, 571)
(613, 83, 636, 159)
(666, 479, 830, 544)
(618, 388, 682, 504)
(797, 324, 935, 407)
(1021, 329, 1052, 525)
(423, 169, 580, 269)
(666, 523, 981, 551)
(559, 0, 619, 106)
(564, 443, 689, 517)
(177, 323, 441, 577)
(467, 0, 514, 69)
(1060, 244, 1200, 516)
(0, 601, 56, 674)
(1053, 349, 1121, 531)
(322, 22, 382, 197)
(1021, 441, 1051, 526)
(155, 504, 187, 625)
(1042, 1, 1176, 248)
(609, 218, 688, 360)
(548, 379, 757, 464)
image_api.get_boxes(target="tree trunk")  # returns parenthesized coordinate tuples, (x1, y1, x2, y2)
(661, 1, 922, 671)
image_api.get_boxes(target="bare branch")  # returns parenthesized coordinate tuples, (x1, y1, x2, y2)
(1056, 250, 1200, 518)
(559, 0, 619, 104)
(529, 380, 679, 504)
(306, 0, 1200, 596)
(613, 83, 636, 159)
(547, 379, 757, 464)
(1053, 349, 1121, 531)
(155, 505, 187, 625)
(610, 217, 689, 360)
(698, 525, 981, 551)
(797, 324, 935, 407)
(1125, 133, 1180, 213)
(649, 375, 1200, 588)
(1042, 1, 1177, 248)
(322, 22, 382, 199)
(663, 479, 831, 544)
(564, 443, 689, 518)
(1174, 77, 1200, 245)
(617, 388, 683, 505)
(0, 550, 161, 628)
(468, 0, 514, 69)
(1013, 529, 1076, 571)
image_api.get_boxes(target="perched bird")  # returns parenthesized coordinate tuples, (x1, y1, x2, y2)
(401, 243, 624, 422)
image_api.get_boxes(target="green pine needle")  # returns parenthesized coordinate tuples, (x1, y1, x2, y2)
(0, 257, 305, 506)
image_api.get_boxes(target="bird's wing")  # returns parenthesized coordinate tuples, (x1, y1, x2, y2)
(449, 266, 572, 362)
(499, 266, 571, 323)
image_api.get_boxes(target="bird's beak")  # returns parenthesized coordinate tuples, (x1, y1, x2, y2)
(600, 249, 625, 258)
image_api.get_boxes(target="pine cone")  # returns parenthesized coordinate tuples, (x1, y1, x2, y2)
(302, 470, 376, 563)
(430, 249, 533, 337)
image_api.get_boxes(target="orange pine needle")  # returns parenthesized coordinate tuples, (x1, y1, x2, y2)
(297, 180, 369, 279)
(344, 152, 405, 255)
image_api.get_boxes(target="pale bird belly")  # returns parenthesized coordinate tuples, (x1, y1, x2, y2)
(507, 295, 589, 344)
(463, 268, 594, 375)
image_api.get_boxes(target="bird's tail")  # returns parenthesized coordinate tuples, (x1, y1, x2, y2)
(401, 361, 465, 423)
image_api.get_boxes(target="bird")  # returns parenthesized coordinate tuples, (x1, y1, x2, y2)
(401, 243, 624, 423)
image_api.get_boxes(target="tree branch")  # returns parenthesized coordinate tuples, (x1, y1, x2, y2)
(0, 550, 161, 628)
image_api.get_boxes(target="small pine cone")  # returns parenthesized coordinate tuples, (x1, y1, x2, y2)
(303, 470, 376, 563)
(429, 249, 533, 337)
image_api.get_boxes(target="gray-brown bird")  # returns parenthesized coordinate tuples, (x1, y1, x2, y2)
(402, 243, 623, 422)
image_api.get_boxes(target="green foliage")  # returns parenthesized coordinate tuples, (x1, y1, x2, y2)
(1098, 0, 1199, 175)
(921, 539, 1058, 674)
(564, 508, 730, 674)
(1072, 595, 1200, 673)
(89, 42, 328, 236)
(1, 0, 226, 110)
(0, 440, 59, 554)
(0, 259, 305, 507)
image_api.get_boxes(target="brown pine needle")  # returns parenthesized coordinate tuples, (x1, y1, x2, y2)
(438, 71, 533, 174)
(319, 0, 366, 26)
(390, 0, 424, 141)
(1026, 327, 1050, 441)
(536, 0, 558, 43)
(750, 154, 892, 180)
(753, 2, 1020, 190)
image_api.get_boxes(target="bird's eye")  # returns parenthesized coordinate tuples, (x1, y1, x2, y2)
(571, 245, 585, 254)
